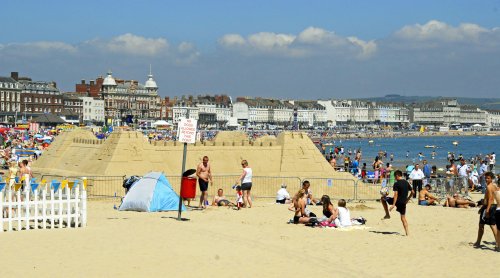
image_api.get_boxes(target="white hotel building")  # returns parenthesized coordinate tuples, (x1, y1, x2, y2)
(410, 99, 487, 126)
(81, 97, 105, 123)
(232, 98, 326, 127)
(318, 100, 408, 126)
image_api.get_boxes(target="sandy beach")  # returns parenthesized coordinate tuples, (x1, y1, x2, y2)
(1, 193, 498, 277)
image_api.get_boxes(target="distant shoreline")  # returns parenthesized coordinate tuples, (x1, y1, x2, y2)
(309, 131, 500, 141)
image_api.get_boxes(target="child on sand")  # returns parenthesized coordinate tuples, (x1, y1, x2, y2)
(235, 186, 243, 210)
(361, 163, 367, 182)
(334, 199, 352, 228)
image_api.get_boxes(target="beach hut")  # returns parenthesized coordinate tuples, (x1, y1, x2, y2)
(119, 172, 185, 212)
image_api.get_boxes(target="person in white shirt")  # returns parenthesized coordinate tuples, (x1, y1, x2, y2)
(236, 160, 252, 208)
(478, 160, 489, 193)
(490, 152, 496, 171)
(334, 199, 352, 227)
(409, 163, 425, 198)
(276, 184, 291, 204)
(457, 159, 470, 194)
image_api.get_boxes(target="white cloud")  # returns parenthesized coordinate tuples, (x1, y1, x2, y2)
(0, 41, 77, 55)
(218, 27, 377, 59)
(395, 20, 489, 42)
(297, 27, 345, 46)
(247, 32, 296, 51)
(103, 33, 169, 56)
(219, 32, 302, 57)
(218, 34, 246, 48)
(29, 41, 78, 53)
(176, 42, 200, 65)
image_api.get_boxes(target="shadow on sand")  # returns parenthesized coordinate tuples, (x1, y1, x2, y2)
(369, 230, 400, 236)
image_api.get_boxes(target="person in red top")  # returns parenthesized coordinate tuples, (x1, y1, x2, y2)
(235, 186, 243, 210)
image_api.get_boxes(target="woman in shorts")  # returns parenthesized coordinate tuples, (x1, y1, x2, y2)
(237, 160, 253, 208)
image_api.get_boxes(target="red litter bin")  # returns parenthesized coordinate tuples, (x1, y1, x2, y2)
(180, 169, 197, 199)
(180, 177, 197, 198)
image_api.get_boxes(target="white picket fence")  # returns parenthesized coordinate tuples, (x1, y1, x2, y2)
(0, 179, 87, 232)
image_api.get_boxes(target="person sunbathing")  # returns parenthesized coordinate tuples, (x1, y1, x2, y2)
(290, 189, 316, 225)
(320, 195, 338, 223)
(212, 188, 233, 206)
(418, 184, 440, 206)
(443, 194, 476, 208)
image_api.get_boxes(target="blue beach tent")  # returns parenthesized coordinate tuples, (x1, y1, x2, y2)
(119, 172, 185, 212)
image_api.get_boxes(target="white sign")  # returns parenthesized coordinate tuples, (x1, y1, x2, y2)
(177, 118, 198, 144)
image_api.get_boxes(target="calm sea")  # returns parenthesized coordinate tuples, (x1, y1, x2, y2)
(322, 136, 499, 169)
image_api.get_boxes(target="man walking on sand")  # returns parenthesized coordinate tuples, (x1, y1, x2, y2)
(381, 170, 414, 236)
(196, 156, 213, 209)
(473, 172, 497, 249)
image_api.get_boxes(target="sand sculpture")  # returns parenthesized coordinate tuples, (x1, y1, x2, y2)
(34, 129, 355, 179)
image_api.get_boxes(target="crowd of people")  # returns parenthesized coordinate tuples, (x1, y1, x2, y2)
(0, 128, 56, 170)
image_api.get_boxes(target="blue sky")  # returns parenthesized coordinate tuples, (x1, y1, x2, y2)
(2, 0, 500, 98)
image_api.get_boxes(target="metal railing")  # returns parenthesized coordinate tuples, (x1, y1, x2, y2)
(66, 175, 126, 200)
(30, 173, 477, 202)
(37, 174, 126, 200)
(167, 175, 302, 200)
(300, 178, 356, 201)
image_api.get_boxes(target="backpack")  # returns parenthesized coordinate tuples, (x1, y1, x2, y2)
(123, 175, 141, 193)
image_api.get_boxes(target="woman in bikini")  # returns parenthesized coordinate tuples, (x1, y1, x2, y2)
(291, 189, 312, 224)
(320, 195, 338, 223)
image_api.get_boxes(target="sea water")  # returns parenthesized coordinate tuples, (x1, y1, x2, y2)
(322, 136, 499, 169)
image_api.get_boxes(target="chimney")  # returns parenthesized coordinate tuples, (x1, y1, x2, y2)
(81, 79, 85, 85)
(11, 72, 19, 81)
(90, 80, 95, 86)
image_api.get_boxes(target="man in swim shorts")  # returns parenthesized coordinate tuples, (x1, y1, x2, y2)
(418, 184, 439, 206)
(473, 172, 497, 249)
(196, 156, 213, 209)
(443, 194, 476, 208)
(212, 188, 232, 207)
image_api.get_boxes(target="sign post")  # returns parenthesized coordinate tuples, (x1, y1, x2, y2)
(176, 118, 197, 221)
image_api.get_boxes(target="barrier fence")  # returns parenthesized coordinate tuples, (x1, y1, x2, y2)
(165, 175, 302, 201)
(0, 179, 87, 232)
(31, 173, 477, 203)
(300, 178, 356, 201)
(66, 176, 125, 200)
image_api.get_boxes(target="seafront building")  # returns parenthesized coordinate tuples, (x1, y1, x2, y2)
(409, 99, 488, 127)
(81, 97, 105, 124)
(486, 110, 500, 130)
(317, 100, 409, 127)
(0, 75, 21, 123)
(1, 70, 499, 129)
(231, 97, 327, 128)
(170, 95, 232, 127)
(1, 72, 64, 124)
(76, 71, 162, 126)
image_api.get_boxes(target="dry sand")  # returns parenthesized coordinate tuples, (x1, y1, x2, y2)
(1, 196, 498, 277)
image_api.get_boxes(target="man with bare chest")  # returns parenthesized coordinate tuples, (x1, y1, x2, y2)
(473, 172, 498, 249)
(196, 156, 213, 209)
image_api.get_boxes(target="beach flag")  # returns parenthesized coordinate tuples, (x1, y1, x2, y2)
(119, 172, 185, 212)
